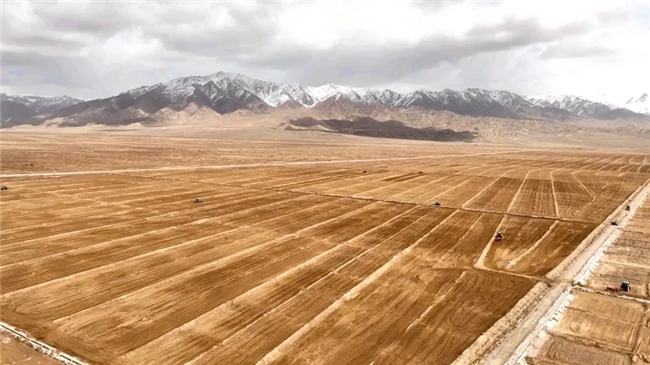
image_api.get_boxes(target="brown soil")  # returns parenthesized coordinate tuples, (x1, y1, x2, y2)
(1, 133, 649, 365)
(531, 291, 650, 364)
(0, 332, 61, 364)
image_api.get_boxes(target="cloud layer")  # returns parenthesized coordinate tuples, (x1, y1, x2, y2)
(2, 0, 648, 101)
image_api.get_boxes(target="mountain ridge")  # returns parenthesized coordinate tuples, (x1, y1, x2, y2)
(116, 72, 650, 120)
(0, 93, 86, 124)
(1, 72, 648, 132)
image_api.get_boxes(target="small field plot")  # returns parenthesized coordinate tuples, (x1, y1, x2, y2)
(463, 176, 523, 211)
(586, 229, 650, 299)
(527, 291, 650, 364)
(552, 170, 594, 219)
(508, 170, 557, 217)
(479, 216, 595, 276)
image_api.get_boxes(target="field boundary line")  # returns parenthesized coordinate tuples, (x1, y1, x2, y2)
(506, 170, 532, 213)
(49, 201, 391, 325)
(473, 215, 506, 271)
(544, 328, 641, 357)
(451, 282, 550, 365)
(348, 165, 486, 200)
(373, 175, 452, 199)
(573, 286, 650, 305)
(425, 174, 490, 205)
(404, 271, 468, 332)
(554, 177, 650, 283)
(329, 171, 422, 196)
(0, 187, 251, 236)
(550, 169, 560, 218)
(2, 195, 339, 296)
(1, 189, 283, 246)
(462, 166, 519, 208)
(349, 173, 431, 198)
(0, 322, 86, 365)
(0, 150, 529, 178)
(482, 179, 650, 365)
(387, 171, 470, 201)
(180, 206, 435, 365)
(500, 285, 575, 365)
(570, 171, 595, 201)
(505, 220, 559, 271)
(138, 173, 592, 224)
(254, 210, 461, 365)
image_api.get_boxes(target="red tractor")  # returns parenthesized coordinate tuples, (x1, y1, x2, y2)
(606, 281, 630, 292)
(494, 232, 503, 242)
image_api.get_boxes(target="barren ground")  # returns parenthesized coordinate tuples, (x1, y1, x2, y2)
(1, 132, 649, 365)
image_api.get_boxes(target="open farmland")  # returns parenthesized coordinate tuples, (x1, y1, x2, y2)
(1, 133, 650, 365)
(585, 196, 650, 299)
(527, 291, 650, 365)
(523, 186, 650, 365)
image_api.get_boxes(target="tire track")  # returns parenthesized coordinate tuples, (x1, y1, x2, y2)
(46, 203, 411, 358)
(253, 211, 460, 365)
(128, 207, 437, 365)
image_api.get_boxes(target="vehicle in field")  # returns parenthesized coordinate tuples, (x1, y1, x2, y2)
(606, 281, 630, 292)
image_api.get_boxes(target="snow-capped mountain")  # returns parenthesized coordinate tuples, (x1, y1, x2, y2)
(0, 93, 85, 114)
(118, 72, 646, 120)
(3, 71, 648, 128)
(527, 94, 647, 120)
(622, 93, 650, 115)
(124, 72, 400, 108)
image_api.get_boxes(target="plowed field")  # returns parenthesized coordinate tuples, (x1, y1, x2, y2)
(586, 201, 650, 299)
(528, 291, 650, 365)
(1, 134, 649, 365)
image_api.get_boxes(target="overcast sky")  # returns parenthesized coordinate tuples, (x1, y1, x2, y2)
(2, 0, 649, 101)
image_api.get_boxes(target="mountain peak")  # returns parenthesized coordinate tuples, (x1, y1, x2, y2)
(622, 92, 650, 114)
(0, 93, 85, 114)
(4, 71, 648, 128)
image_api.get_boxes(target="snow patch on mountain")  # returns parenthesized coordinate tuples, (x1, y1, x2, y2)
(622, 93, 650, 115)
(118, 71, 645, 119)
(0, 93, 85, 113)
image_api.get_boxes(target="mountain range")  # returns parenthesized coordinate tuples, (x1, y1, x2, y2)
(1, 72, 648, 134)
(0, 93, 84, 123)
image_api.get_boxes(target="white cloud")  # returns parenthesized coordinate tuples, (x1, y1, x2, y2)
(1, 0, 648, 102)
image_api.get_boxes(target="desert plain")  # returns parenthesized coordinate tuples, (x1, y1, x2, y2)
(1, 131, 650, 365)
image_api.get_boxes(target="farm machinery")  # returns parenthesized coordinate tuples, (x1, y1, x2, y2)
(494, 232, 503, 242)
(0, 186, 7, 190)
(193, 198, 203, 203)
(606, 281, 631, 292)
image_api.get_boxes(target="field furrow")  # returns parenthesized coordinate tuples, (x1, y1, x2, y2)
(464, 176, 523, 211)
(3, 137, 649, 365)
(509, 178, 556, 217)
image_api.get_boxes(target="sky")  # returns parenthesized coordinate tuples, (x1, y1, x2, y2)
(2, 0, 649, 102)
